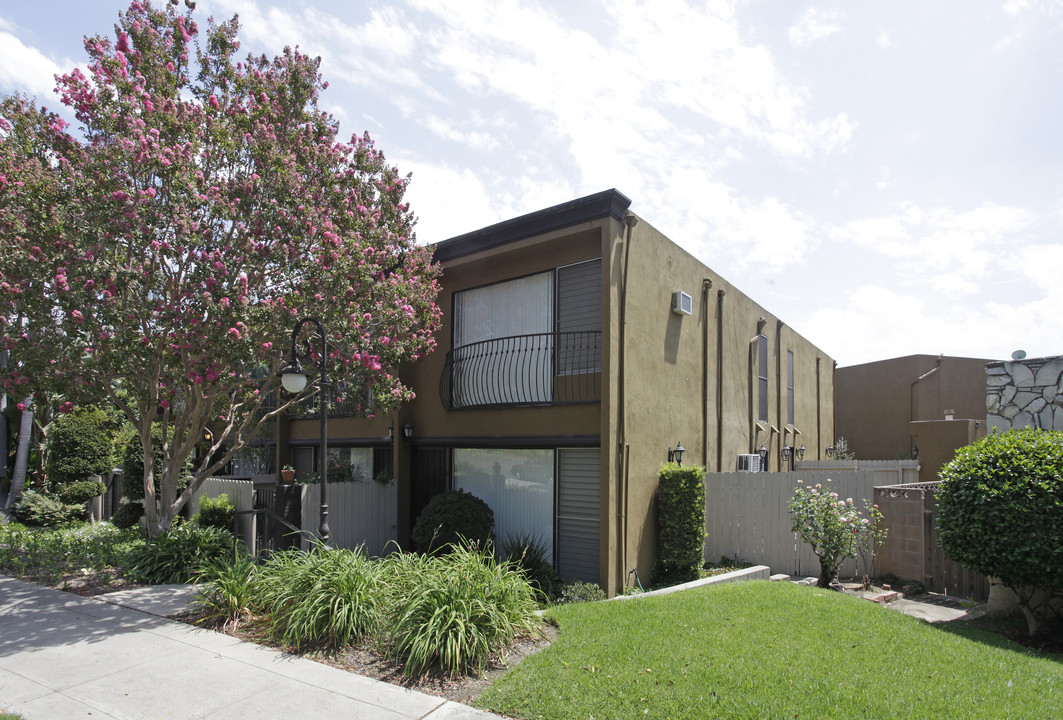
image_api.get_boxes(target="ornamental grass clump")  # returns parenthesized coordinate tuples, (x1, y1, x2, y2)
(125, 523, 235, 584)
(255, 544, 383, 652)
(385, 543, 540, 678)
(788, 479, 862, 588)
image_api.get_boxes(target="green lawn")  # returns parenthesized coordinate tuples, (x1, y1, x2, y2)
(478, 580, 1062, 720)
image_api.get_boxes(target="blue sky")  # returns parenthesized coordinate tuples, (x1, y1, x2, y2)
(2, 1, 1061, 367)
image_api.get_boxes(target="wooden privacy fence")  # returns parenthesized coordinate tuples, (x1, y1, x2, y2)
(704, 471, 888, 578)
(300, 479, 398, 557)
(189, 476, 259, 550)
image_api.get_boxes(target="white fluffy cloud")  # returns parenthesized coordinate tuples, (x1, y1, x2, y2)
(0, 29, 73, 100)
(788, 8, 845, 47)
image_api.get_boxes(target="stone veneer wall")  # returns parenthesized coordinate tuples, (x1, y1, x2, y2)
(986, 356, 1063, 432)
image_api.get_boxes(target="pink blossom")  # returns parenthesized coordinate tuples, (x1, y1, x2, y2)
(160, 400, 170, 409)
(59, 401, 74, 414)
(16, 403, 25, 411)
(208, 95, 219, 109)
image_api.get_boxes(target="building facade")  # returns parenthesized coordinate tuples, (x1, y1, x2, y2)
(835, 354, 993, 483)
(279, 189, 835, 594)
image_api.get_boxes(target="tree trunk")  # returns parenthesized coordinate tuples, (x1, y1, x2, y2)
(4, 408, 34, 510)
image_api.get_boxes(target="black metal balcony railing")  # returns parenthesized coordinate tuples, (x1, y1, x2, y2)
(440, 331, 601, 410)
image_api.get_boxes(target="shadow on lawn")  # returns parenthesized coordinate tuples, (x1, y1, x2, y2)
(933, 613, 1063, 661)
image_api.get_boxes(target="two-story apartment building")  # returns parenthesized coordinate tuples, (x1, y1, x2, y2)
(280, 189, 835, 594)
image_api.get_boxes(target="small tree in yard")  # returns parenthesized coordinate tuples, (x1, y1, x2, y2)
(789, 479, 861, 588)
(938, 428, 1063, 637)
(0, 1, 441, 535)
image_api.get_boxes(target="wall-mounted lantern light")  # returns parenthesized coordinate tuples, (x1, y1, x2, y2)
(911, 445, 919, 460)
(387, 422, 394, 440)
(757, 444, 768, 470)
(668, 441, 685, 466)
(782, 445, 792, 462)
(826, 444, 835, 459)
(403, 421, 414, 444)
(797, 445, 806, 461)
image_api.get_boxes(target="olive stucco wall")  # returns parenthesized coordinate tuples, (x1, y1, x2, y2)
(284, 190, 835, 595)
(612, 215, 834, 587)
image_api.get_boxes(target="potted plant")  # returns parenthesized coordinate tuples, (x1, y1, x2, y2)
(280, 464, 296, 484)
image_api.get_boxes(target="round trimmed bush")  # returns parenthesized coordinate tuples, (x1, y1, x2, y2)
(938, 428, 1063, 588)
(195, 493, 235, 531)
(111, 501, 144, 529)
(57, 479, 107, 505)
(46, 405, 116, 485)
(938, 428, 1063, 634)
(411, 489, 494, 554)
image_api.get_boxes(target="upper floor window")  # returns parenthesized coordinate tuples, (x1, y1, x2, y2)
(757, 334, 769, 422)
(787, 350, 795, 426)
(444, 259, 602, 409)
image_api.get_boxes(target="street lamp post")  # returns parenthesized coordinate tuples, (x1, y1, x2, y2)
(279, 317, 331, 545)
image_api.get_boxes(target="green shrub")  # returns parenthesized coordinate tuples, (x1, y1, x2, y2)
(385, 544, 540, 677)
(193, 554, 258, 630)
(255, 544, 382, 652)
(125, 524, 235, 584)
(10, 490, 86, 528)
(56, 479, 107, 505)
(652, 463, 706, 586)
(121, 425, 191, 502)
(411, 489, 494, 554)
(938, 428, 1063, 636)
(110, 501, 144, 529)
(195, 493, 235, 531)
(46, 405, 116, 485)
(501, 531, 560, 600)
(558, 579, 606, 604)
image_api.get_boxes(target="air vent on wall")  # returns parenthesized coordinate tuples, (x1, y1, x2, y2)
(671, 290, 692, 316)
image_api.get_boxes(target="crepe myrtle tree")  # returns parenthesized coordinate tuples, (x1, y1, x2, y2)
(0, 0, 441, 535)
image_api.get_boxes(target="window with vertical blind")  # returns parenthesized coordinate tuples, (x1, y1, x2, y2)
(446, 259, 602, 409)
(757, 334, 769, 422)
(556, 259, 602, 375)
(787, 350, 795, 426)
(453, 449, 555, 562)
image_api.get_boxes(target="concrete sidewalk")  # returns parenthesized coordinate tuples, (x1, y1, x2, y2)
(0, 575, 503, 720)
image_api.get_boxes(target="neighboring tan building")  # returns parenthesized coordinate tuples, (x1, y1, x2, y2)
(835, 354, 992, 483)
(280, 189, 835, 594)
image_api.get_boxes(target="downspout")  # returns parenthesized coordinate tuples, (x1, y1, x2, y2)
(716, 290, 726, 472)
(910, 354, 943, 447)
(701, 278, 712, 471)
(616, 212, 637, 592)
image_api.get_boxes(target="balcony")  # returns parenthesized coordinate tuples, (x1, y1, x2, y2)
(440, 331, 601, 410)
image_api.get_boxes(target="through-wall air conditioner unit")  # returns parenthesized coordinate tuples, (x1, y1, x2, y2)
(736, 454, 761, 473)
(671, 290, 693, 316)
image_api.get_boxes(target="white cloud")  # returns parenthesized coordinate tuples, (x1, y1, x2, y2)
(0, 30, 74, 101)
(832, 203, 1034, 297)
(788, 8, 844, 48)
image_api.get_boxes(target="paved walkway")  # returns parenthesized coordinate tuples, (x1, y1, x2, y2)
(0, 575, 503, 720)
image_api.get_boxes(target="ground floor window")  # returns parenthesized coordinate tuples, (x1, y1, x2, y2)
(453, 448, 555, 561)
(451, 447, 601, 583)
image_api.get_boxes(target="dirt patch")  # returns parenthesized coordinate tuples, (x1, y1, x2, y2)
(192, 616, 558, 706)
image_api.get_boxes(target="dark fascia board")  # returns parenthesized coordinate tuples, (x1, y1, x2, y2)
(432, 188, 632, 263)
